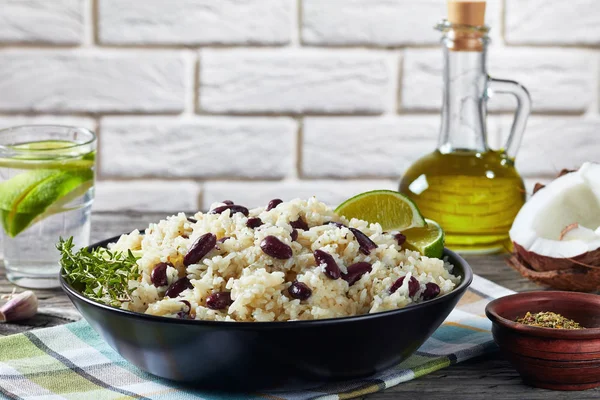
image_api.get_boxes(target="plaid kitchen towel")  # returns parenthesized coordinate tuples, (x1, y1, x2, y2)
(0, 275, 513, 400)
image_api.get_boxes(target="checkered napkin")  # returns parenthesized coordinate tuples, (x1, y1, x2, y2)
(0, 275, 513, 400)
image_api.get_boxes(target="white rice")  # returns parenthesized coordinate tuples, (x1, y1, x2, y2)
(109, 197, 459, 322)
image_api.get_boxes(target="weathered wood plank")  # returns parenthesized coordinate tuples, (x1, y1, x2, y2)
(369, 355, 599, 399)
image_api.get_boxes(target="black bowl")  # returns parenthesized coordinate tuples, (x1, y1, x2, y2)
(61, 234, 473, 391)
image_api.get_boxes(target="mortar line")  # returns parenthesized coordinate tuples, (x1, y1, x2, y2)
(83, 0, 96, 47)
(182, 51, 198, 116)
(294, 0, 302, 47)
(396, 51, 404, 114)
(294, 117, 303, 179)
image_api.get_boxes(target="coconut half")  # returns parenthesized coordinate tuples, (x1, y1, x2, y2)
(509, 162, 600, 273)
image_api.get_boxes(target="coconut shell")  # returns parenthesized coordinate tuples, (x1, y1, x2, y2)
(514, 242, 600, 272)
(507, 252, 600, 292)
(532, 182, 545, 195)
(558, 168, 576, 177)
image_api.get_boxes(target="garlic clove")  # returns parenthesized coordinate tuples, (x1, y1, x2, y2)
(0, 290, 38, 322)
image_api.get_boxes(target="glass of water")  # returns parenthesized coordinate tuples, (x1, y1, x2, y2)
(0, 126, 96, 288)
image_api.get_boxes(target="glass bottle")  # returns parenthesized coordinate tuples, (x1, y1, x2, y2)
(399, 16, 531, 254)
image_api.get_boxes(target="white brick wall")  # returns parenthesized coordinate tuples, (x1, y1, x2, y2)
(0, 0, 597, 212)
(199, 49, 396, 114)
(302, 116, 439, 178)
(302, 0, 503, 46)
(98, 0, 294, 46)
(402, 48, 594, 112)
(0, 50, 189, 113)
(505, 0, 600, 45)
(513, 117, 600, 177)
(94, 181, 200, 212)
(100, 117, 297, 178)
(0, 116, 96, 132)
(0, 0, 84, 44)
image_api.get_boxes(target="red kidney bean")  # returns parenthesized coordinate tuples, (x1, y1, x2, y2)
(266, 198, 283, 211)
(150, 262, 171, 287)
(210, 204, 249, 216)
(422, 282, 440, 301)
(187, 217, 197, 223)
(260, 236, 293, 259)
(206, 292, 233, 310)
(394, 233, 406, 246)
(314, 249, 341, 280)
(390, 276, 420, 297)
(349, 228, 378, 255)
(288, 281, 312, 300)
(290, 217, 309, 231)
(342, 262, 372, 286)
(246, 217, 263, 228)
(222, 200, 234, 205)
(290, 229, 298, 241)
(184, 233, 217, 266)
(165, 277, 193, 298)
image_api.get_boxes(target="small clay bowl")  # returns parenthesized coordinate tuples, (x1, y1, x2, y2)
(486, 291, 600, 391)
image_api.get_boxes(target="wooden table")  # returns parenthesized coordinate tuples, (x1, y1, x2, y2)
(1, 211, 598, 399)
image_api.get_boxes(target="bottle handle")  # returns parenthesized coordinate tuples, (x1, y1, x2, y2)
(486, 77, 532, 159)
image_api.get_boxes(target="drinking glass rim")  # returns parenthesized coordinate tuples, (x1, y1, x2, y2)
(0, 125, 97, 154)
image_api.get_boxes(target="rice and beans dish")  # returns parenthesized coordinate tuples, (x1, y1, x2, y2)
(66, 198, 459, 322)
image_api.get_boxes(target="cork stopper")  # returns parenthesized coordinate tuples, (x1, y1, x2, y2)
(448, 1, 486, 27)
(446, 1, 487, 51)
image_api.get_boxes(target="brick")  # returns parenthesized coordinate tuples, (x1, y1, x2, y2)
(100, 117, 297, 179)
(0, 0, 83, 44)
(506, 0, 600, 45)
(495, 117, 600, 177)
(302, 0, 501, 46)
(302, 116, 439, 178)
(199, 49, 395, 114)
(0, 116, 96, 132)
(98, 0, 292, 45)
(402, 48, 593, 112)
(94, 180, 200, 212)
(203, 180, 397, 209)
(0, 50, 187, 113)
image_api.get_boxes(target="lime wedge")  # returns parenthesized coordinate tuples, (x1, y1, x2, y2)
(0, 168, 93, 237)
(403, 219, 445, 259)
(335, 190, 426, 231)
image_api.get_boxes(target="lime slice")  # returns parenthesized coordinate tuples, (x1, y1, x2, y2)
(403, 219, 445, 259)
(335, 190, 426, 231)
(0, 168, 93, 237)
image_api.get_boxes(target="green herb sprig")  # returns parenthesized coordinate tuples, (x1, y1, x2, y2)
(58, 237, 140, 307)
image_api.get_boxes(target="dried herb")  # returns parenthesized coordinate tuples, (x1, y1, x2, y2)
(58, 237, 140, 307)
(515, 311, 584, 330)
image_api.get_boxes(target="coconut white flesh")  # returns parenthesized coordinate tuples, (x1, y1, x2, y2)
(561, 225, 598, 241)
(509, 162, 600, 258)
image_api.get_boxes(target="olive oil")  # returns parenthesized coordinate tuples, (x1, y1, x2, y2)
(398, 1, 531, 254)
(399, 150, 525, 253)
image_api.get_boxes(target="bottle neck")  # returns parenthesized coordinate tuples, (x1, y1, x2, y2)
(438, 33, 489, 154)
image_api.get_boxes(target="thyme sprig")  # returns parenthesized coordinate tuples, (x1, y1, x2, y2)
(58, 237, 140, 307)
